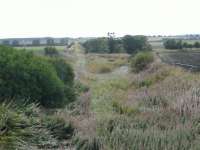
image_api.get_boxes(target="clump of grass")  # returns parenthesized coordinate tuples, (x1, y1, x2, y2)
(112, 101, 139, 116)
(41, 115, 75, 140)
(98, 65, 112, 73)
(0, 103, 57, 150)
(73, 136, 102, 150)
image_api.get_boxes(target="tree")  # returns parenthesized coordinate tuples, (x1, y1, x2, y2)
(108, 38, 115, 53)
(111, 39, 125, 53)
(108, 38, 125, 53)
(194, 42, 200, 48)
(163, 39, 183, 49)
(122, 35, 151, 54)
(83, 38, 109, 53)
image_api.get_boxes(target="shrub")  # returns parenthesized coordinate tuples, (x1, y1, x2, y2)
(0, 46, 75, 108)
(49, 58, 74, 86)
(49, 58, 76, 104)
(44, 46, 59, 57)
(131, 52, 154, 72)
(194, 41, 200, 48)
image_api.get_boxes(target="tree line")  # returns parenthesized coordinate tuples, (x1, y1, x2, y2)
(164, 39, 200, 49)
(82, 35, 152, 54)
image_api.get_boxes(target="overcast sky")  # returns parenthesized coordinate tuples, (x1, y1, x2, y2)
(0, 0, 199, 38)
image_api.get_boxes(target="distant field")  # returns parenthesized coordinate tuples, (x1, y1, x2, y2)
(150, 41, 163, 49)
(14, 45, 67, 51)
(157, 50, 200, 71)
(182, 39, 200, 44)
(150, 39, 200, 50)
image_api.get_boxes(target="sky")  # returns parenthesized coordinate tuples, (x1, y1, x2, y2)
(0, 0, 200, 38)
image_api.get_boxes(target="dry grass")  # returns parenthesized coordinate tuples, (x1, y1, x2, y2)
(59, 51, 200, 149)
(86, 54, 128, 74)
(86, 60, 200, 149)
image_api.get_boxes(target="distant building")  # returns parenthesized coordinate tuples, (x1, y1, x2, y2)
(0, 37, 74, 46)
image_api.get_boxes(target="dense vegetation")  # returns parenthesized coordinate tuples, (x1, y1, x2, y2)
(164, 39, 200, 49)
(0, 46, 75, 108)
(0, 103, 74, 149)
(83, 35, 152, 54)
(1, 38, 200, 149)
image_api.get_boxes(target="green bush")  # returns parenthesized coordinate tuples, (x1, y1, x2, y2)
(49, 58, 74, 86)
(44, 46, 59, 57)
(49, 58, 76, 104)
(0, 46, 75, 108)
(131, 52, 154, 72)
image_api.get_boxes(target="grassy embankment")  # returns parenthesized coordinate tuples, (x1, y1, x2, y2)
(70, 43, 200, 149)
(8, 42, 200, 149)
